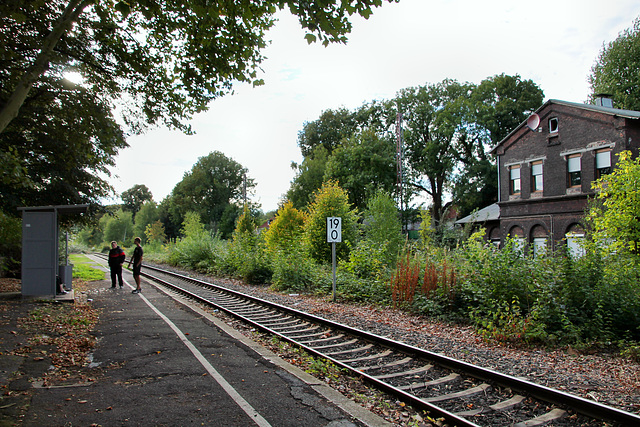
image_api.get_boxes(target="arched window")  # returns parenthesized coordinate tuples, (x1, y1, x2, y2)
(530, 225, 548, 257)
(566, 224, 585, 258)
(489, 226, 501, 247)
(508, 226, 526, 253)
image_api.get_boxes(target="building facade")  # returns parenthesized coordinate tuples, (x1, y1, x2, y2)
(461, 98, 640, 253)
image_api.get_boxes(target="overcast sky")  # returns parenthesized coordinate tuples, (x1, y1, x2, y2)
(106, 0, 640, 212)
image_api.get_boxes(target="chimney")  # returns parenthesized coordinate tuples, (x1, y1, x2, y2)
(595, 94, 614, 108)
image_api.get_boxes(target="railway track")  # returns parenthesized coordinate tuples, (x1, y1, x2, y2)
(96, 255, 640, 426)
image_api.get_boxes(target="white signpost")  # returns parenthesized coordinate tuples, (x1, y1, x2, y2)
(327, 217, 342, 301)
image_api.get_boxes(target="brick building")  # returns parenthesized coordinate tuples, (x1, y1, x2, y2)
(457, 98, 640, 254)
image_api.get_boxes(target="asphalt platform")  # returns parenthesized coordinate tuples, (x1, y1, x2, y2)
(0, 260, 391, 427)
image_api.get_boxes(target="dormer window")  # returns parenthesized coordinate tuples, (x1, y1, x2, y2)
(549, 117, 559, 134)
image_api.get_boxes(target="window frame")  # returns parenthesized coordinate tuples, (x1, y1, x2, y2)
(567, 154, 581, 188)
(531, 161, 543, 193)
(549, 117, 559, 134)
(595, 149, 612, 179)
(509, 165, 521, 195)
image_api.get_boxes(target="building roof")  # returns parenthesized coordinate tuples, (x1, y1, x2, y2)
(17, 204, 90, 215)
(491, 99, 640, 154)
(455, 203, 500, 225)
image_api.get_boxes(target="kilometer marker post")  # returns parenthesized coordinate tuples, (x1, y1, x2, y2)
(326, 217, 342, 302)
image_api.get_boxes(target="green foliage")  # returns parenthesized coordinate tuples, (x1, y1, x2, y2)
(589, 16, 640, 110)
(0, 75, 127, 212)
(0, 210, 21, 277)
(338, 275, 392, 304)
(323, 130, 396, 211)
(227, 232, 272, 285)
(122, 185, 153, 218)
(134, 201, 159, 243)
(102, 209, 134, 246)
(76, 218, 104, 249)
(470, 298, 530, 344)
(167, 212, 216, 271)
(181, 211, 207, 239)
(472, 73, 545, 144)
(449, 231, 640, 345)
(587, 150, 640, 254)
(164, 151, 252, 237)
(226, 206, 271, 284)
(418, 209, 435, 249)
(270, 247, 316, 292)
(287, 74, 541, 219)
(339, 240, 387, 280)
(363, 190, 403, 255)
(304, 180, 359, 264)
(296, 107, 361, 157)
(1, 1, 394, 136)
(287, 145, 331, 210)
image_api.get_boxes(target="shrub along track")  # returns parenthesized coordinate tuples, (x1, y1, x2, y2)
(97, 255, 639, 427)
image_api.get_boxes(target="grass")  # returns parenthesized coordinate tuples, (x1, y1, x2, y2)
(69, 253, 105, 281)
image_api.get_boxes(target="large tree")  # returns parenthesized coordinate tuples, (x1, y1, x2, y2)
(297, 107, 361, 157)
(288, 102, 386, 209)
(287, 145, 331, 210)
(452, 74, 544, 217)
(164, 151, 254, 236)
(323, 128, 396, 211)
(394, 75, 543, 221)
(0, 76, 126, 212)
(121, 184, 153, 218)
(393, 79, 473, 224)
(0, 0, 396, 135)
(589, 16, 640, 111)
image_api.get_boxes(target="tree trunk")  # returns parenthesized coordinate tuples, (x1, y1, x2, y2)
(0, 0, 89, 135)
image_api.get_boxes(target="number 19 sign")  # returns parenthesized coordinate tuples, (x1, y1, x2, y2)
(327, 217, 341, 301)
(327, 217, 342, 243)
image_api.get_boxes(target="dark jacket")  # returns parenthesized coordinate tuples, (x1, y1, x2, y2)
(108, 246, 126, 267)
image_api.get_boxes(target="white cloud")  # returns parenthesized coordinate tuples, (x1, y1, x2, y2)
(108, 0, 640, 211)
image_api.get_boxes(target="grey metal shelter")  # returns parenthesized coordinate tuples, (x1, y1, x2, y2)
(18, 204, 89, 297)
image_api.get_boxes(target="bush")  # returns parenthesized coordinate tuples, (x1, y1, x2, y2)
(270, 247, 316, 293)
(227, 232, 272, 285)
(337, 273, 391, 304)
(339, 240, 387, 280)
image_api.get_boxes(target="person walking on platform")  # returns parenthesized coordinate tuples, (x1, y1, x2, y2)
(108, 241, 126, 288)
(128, 237, 143, 294)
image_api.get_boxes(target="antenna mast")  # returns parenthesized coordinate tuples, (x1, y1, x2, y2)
(395, 111, 405, 233)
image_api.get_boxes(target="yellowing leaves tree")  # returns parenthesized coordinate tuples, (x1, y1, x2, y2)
(305, 181, 359, 263)
(264, 201, 306, 254)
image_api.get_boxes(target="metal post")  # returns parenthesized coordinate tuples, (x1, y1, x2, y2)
(332, 242, 336, 302)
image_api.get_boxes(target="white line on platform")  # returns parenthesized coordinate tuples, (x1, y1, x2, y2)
(134, 287, 272, 427)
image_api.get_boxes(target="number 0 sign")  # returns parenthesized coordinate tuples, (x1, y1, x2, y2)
(327, 217, 342, 243)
